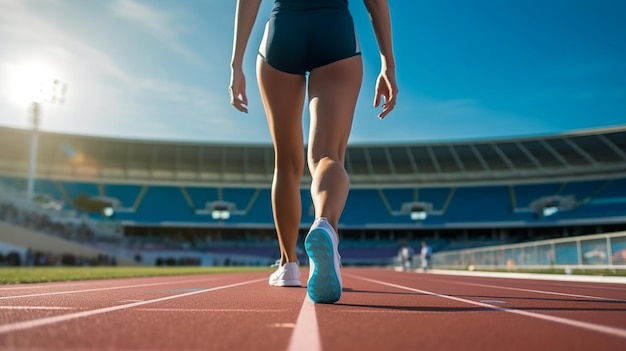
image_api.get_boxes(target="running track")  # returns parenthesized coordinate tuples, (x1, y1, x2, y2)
(1, 268, 625, 350)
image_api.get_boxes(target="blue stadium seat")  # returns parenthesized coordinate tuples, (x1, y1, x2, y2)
(185, 187, 219, 210)
(104, 184, 143, 208)
(444, 186, 512, 222)
(4, 176, 625, 228)
(513, 183, 561, 209)
(341, 189, 390, 226)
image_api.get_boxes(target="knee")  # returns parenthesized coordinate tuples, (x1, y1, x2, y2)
(275, 154, 305, 179)
(307, 156, 347, 178)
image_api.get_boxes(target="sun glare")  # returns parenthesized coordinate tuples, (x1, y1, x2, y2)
(6, 62, 65, 105)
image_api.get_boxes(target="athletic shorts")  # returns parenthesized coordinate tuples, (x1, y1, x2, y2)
(258, 8, 361, 75)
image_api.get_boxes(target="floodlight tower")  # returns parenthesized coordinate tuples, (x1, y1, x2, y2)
(26, 79, 67, 201)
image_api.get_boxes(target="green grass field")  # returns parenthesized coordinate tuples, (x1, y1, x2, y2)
(0, 266, 271, 284)
(2, 266, 624, 285)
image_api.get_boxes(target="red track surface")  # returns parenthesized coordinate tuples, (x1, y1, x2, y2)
(1, 268, 625, 350)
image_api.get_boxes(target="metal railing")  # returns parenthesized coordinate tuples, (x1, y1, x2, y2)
(432, 231, 626, 270)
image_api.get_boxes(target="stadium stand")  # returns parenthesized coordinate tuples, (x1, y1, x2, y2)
(1, 125, 625, 266)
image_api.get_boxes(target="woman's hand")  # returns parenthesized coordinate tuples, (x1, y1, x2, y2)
(373, 67, 398, 120)
(229, 67, 248, 113)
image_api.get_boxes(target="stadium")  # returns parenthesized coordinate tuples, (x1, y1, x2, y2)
(3, 1, 626, 349)
(1, 124, 625, 269)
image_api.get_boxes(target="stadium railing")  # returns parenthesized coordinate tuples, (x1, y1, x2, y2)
(432, 230, 626, 270)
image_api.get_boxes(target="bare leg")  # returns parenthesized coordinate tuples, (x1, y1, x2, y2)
(257, 57, 306, 265)
(307, 55, 363, 231)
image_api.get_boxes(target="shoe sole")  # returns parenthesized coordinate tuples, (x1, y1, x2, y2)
(305, 228, 341, 303)
(269, 280, 302, 287)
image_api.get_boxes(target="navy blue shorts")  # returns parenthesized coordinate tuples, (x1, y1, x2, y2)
(259, 8, 361, 75)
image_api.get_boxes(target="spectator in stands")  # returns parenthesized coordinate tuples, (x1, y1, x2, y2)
(398, 244, 414, 271)
(229, 0, 397, 303)
(420, 241, 432, 271)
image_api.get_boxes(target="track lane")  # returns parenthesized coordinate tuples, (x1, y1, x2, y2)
(0, 273, 303, 350)
(0, 276, 225, 299)
(0, 277, 265, 334)
(383, 270, 626, 329)
(328, 269, 626, 350)
(0, 268, 625, 350)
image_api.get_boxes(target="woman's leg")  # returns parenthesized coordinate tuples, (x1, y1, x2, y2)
(257, 57, 307, 265)
(307, 55, 363, 231)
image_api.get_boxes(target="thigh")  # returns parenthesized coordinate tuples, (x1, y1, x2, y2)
(307, 55, 363, 166)
(256, 57, 307, 167)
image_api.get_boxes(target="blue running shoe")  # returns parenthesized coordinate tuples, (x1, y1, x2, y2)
(305, 218, 342, 303)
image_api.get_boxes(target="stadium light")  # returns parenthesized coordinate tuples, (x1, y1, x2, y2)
(24, 77, 67, 201)
(211, 204, 231, 220)
(400, 201, 431, 221)
(542, 205, 559, 217)
(103, 206, 115, 218)
(530, 195, 576, 219)
(410, 204, 428, 221)
(73, 193, 117, 218)
(195, 201, 238, 219)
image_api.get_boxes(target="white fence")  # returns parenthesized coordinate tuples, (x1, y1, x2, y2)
(432, 231, 626, 270)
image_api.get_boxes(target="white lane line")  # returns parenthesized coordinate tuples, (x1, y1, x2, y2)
(0, 277, 224, 292)
(0, 276, 130, 291)
(0, 277, 219, 299)
(479, 300, 506, 304)
(349, 274, 626, 340)
(0, 278, 265, 335)
(0, 306, 77, 310)
(137, 308, 287, 312)
(288, 297, 321, 351)
(427, 269, 626, 284)
(450, 280, 626, 303)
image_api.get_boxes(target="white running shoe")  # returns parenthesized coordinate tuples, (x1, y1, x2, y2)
(305, 217, 342, 303)
(268, 262, 302, 287)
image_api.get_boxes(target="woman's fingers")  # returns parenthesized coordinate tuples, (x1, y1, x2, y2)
(378, 93, 395, 119)
(231, 93, 248, 113)
(374, 75, 398, 120)
(229, 70, 249, 113)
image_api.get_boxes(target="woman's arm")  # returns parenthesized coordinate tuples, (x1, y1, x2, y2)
(363, 0, 398, 119)
(229, 0, 262, 113)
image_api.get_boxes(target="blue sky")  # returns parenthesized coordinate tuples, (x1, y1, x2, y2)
(0, 0, 624, 145)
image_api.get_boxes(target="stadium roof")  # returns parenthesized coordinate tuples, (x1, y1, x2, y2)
(1, 125, 625, 187)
